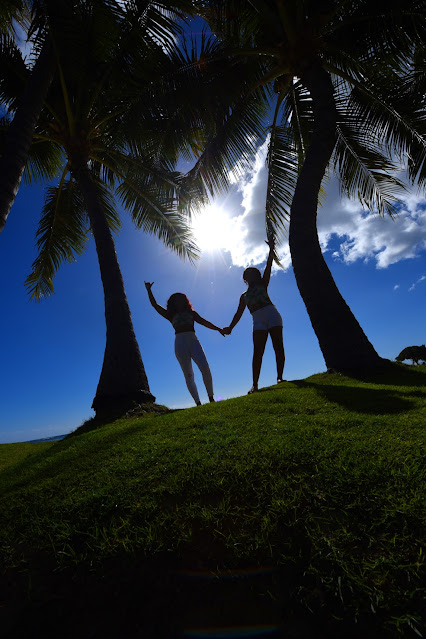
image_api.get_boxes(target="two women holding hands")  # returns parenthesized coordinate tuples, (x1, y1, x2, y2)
(145, 240, 285, 405)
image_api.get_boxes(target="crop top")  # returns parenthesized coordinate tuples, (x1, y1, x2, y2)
(171, 310, 195, 333)
(244, 284, 273, 314)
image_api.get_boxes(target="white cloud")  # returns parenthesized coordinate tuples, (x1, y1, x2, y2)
(217, 151, 426, 273)
(317, 184, 426, 269)
(393, 284, 400, 290)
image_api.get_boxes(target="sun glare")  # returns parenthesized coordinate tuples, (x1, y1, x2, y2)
(191, 205, 239, 253)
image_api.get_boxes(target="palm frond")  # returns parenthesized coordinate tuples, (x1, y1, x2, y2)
(139, 30, 227, 163)
(346, 80, 426, 188)
(123, 0, 189, 51)
(116, 173, 199, 262)
(66, 0, 192, 125)
(281, 80, 313, 169)
(0, 32, 29, 112)
(115, 31, 270, 169)
(175, 170, 208, 217)
(265, 125, 298, 228)
(324, 0, 425, 69)
(25, 176, 89, 300)
(264, 95, 298, 253)
(185, 80, 269, 197)
(0, 116, 10, 153)
(334, 124, 405, 217)
(201, 0, 275, 47)
(22, 138, 63, 185)
(0, 1, 25, 36)
(89, 151, 120, 190)
(87, 173, 121, 234)
(110, 145, 208, 217)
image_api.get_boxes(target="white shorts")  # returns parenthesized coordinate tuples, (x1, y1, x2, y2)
(252, 304, 283, 332)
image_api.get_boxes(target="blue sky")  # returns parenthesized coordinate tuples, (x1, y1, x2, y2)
(1, 136, 425, 443)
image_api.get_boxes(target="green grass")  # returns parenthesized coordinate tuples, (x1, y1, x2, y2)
(0, 441, 54, 472)
(1, 364, 425, 638)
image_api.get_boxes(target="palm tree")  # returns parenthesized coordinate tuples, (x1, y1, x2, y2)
(193, 0, 425, 372)
(4, 0, 205, 414)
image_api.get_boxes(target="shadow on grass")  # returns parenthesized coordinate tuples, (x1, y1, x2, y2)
(292, 381, 419, 415)
(339, 361, 426, 387)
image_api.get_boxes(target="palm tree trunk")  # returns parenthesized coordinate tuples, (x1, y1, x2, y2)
(71, 160, 155, 414)
(289, 60, 384, 371)
(0, 39, 56, 233)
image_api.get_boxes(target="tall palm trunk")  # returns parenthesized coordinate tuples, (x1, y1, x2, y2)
(71, 160, 155, 414)
(289, 60, 384, 371)
(0, 39, 56, 233)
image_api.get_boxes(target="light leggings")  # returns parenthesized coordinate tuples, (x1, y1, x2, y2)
(174, 331, 214, 404)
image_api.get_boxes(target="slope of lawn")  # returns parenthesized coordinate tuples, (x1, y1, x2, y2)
(0, 365, 425, 638)
(0, 441, 54, 472)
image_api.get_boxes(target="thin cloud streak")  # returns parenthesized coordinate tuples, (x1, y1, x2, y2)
(409, 275, 426, 291)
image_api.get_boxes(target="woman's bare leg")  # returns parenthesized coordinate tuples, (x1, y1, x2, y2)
(250, 330, 268, 392)
(269, 326, 285, 382)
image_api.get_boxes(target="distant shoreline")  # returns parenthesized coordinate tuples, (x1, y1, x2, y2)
(26, 434, 67, 443)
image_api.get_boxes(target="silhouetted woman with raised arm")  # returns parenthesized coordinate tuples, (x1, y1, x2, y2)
(145, 283, 225, 405)
(223, 240, 285, 394)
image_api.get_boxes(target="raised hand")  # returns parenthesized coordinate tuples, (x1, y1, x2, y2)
(222, 326, 232, 335)
(218, 328, 227, 337)
(144, 281, 154, 291)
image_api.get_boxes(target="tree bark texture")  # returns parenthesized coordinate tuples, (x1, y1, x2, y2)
(289, 60, 383, 371)
(72, 162, 155, 413)
(0, 40, 56, 233)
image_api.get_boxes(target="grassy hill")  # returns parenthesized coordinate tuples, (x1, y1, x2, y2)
(0, 365, 425, 638)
